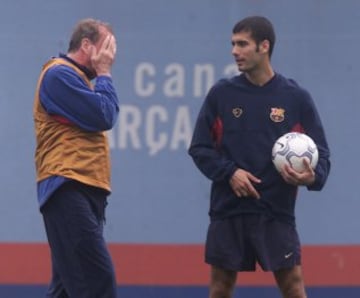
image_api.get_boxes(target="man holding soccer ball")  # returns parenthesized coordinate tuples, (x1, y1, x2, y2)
(189, 16, 330, 298)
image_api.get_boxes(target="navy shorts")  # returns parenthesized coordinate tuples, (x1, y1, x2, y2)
(205, 214, 301, 272)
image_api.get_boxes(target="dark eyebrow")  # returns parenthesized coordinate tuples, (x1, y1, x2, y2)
(232, 40, 248, 46)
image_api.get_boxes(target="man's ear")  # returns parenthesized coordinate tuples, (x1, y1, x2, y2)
(260, 40, 270, 55)
(80, 38, 92, 53)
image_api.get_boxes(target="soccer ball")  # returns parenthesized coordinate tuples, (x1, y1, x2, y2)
(272, 132, 319, 173)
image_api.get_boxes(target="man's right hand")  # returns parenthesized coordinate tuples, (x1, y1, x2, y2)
(229, 169, 261, 199)
(91, 34, 117, 77)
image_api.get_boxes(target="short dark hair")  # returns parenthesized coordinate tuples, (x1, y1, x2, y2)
(232, 16, 276, 57)
(68, 18, 113, 52)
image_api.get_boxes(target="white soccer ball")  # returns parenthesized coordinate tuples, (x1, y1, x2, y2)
(272, 132, 319, 173)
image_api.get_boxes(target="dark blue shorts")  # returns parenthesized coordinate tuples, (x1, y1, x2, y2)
(205, 214, 301, 272)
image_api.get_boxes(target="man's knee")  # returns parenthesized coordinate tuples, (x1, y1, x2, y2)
(209, 266, 237, 298)
(274, 266, 306, 298)
(280, 279, 306, 298)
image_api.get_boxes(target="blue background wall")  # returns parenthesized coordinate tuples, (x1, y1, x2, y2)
(0, 0, 359, 297)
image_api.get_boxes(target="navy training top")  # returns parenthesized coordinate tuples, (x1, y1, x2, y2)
(188, 73, 331, 224)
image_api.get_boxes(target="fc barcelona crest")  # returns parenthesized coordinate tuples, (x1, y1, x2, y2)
(232, 107, 243, 118)
(270, 107, 285, 122)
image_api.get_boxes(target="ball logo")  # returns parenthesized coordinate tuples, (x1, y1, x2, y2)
(270, 107, 285, 122)
(232, 107, 243, 118)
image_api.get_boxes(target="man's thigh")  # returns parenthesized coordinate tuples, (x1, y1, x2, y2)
(205, 216, 258, 271)
(252, 216, 301, 271)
